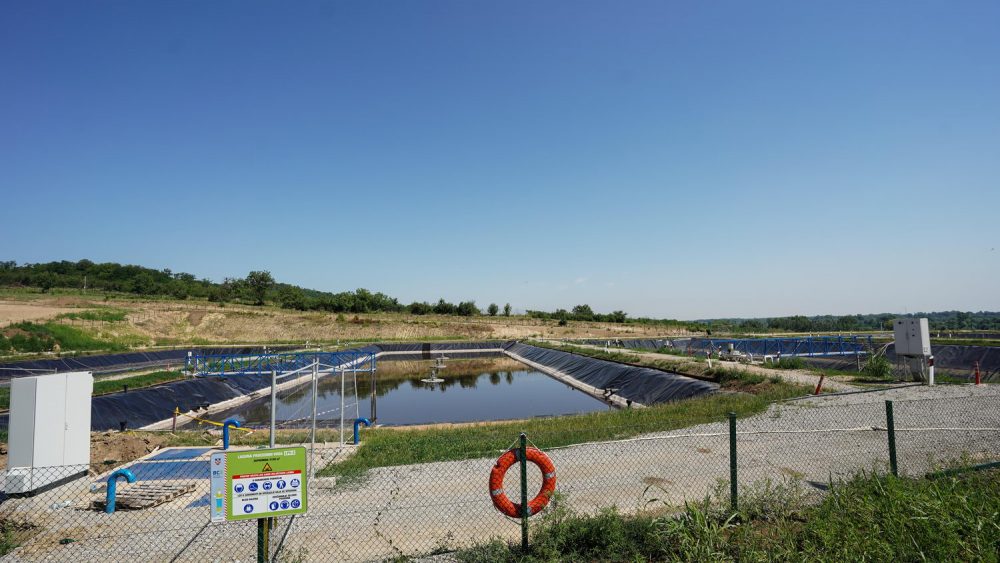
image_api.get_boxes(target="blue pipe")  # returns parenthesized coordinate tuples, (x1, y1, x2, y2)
(353, 418, 371, 444)
(105, 469, 136, 514)
(222, 418, 240, 450)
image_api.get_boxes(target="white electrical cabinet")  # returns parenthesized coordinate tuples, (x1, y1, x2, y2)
(893, 318, 931, 357)
(5, 372, 92, 495)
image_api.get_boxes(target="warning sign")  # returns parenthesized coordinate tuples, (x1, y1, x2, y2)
(209, 447, 308, 522)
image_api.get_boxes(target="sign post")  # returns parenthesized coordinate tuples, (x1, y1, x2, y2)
(210, 446, 309, 560)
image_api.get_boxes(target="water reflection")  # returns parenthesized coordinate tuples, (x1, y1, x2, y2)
(212, 367, 606, 427)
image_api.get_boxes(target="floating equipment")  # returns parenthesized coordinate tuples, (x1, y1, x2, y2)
(489, 447, 556, 518)
(420, 365, 445, 384)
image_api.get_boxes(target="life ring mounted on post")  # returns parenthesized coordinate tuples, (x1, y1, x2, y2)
(489, 446, 557, 518)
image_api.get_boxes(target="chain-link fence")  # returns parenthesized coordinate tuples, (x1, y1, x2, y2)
(1, 387, 998, 562)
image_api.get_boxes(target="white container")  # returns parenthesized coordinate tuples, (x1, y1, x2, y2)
(5, 371, 92, 494)
(893, 318, 931, 357)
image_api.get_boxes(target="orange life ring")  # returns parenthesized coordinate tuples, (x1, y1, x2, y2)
(489, 447, 557, 518)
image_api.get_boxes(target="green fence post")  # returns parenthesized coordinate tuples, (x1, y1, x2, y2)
(519, 432, 529, 552)
(257, 518, 266, 563)
(885, 400, 898, 477)
(728, 412, 738, 512)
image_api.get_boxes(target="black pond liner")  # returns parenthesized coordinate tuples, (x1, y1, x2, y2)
(85, 342, 511, 430)
(0, 346, 299, 379)
(58, 340, 720, 430)
(572, 338, 681, 351)
(90, 374, 273, 431)
(506, 343, 718, 405)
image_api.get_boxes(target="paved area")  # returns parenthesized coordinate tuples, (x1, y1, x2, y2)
(2, 385, 998, 562)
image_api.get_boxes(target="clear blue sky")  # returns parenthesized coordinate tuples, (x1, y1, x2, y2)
(2, 1, 998, 319)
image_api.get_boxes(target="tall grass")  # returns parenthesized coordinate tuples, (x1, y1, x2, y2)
(0, 322, 129, 354)
(57, 308, 129, 322)
(456, 469, 1000, 562)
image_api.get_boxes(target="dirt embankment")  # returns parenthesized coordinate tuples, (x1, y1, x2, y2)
(1, 295, 698, 347)
(0, 301, 74, 325)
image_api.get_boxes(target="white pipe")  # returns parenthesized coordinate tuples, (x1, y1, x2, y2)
(309, 360, 318, 481)
(270, 369, 276, 448)
(339, 368, 345, 447)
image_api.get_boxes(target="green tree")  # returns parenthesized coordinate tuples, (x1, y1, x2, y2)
(278, 285, 306, 310)
(408, 301, 432, 315)
(572, 304, 594, 321)
(131, 272, 156, 295)
(433, 299, 455, 315)
(38, 272, 55, 293)
(245, 271, 275, 305)
(487, 303, 499, 316)
(608, 310, 627, 323)
(503, 303, 512, 317)
(456, 301, 480, 316)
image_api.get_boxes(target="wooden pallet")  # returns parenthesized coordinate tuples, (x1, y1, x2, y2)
(96, 483, 196, 510)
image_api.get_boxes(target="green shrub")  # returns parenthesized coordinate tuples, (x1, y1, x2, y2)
(457, 469, 1000, 562)
(58, 308, 128, 322)
(1, 322, 129, 354)
(861, 354, 893, 380)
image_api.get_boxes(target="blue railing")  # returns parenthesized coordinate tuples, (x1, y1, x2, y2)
(188, 349, 377, 376)
(688, 335, 873, 357)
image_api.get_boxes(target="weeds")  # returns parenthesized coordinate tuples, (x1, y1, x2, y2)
(0, 520, 36, 557)
(455, 469, 1000, 562)
(57, 308, 129, 322)
(861, 354, 893, 380)
(0, 321, 142, 355)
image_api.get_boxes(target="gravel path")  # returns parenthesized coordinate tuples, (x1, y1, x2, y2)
(4, 385, 998, 562)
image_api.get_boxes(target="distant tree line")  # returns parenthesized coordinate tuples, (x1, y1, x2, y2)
(706, 311, 1000, 333)
(0, 260, 479, 316)
(5, 261, 995, 330)
(524, 304, 706, 331)
(527, 304, 629, 324)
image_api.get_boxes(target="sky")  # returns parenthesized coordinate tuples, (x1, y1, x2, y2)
(2, 1, 998, 320)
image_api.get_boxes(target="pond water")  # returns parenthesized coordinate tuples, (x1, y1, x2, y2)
(211, 360, 608, 427)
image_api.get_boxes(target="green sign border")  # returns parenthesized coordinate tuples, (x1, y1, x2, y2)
(220, 446, 308, 521)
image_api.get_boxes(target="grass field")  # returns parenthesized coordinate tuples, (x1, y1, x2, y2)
(456, 468, 1000, 562)
(318, 370, 810, 483)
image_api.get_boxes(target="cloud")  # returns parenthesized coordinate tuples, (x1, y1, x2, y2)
(574, 276, 588, 285)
